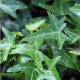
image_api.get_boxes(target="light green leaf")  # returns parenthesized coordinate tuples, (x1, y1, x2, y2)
(23, 12, 70, 49)
(26, 19, 46, 31)
(64, 23, 80, 43)
(10, 44, 36, 55)
(11, 32, 23, 36)
(7, 56, 61, 80)
(70, 4, 80, 16)
(18, 55, 32, 63)
(7, 62, 35, 80)
(0, 0, 27, 18)
(36, 56, 61, 80)
(69, 51, 80, 55)
(10, 44, 44, 71)
(0, 27, 16, 61)
(29, 40, 43, 49)
(66, 11, 80, 25)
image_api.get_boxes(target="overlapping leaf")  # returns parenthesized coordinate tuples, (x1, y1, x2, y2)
(52, 47, 79, 70)
(7, 56, 61, 80)
(0, 27, 16, 62)
(18, 55, 32, 63)
(70, 4, 80, 16)
(36, 56, 61, 80)
(0, 0, 27, 18)
(25, 19, 45, 31)
(1, 0, 80, 79)
(23, 12, 70, 49)
(10, 44, 44, 71)
(39, 0, 80, 24)
(39, 0, 70, 16)
(66, 11, 80, 24)
(45, 39, 79, 70)
(64, 23, 80, 43)
(69, 47, 80, 55)
(29, 40, 43, 49)
(11, 32, 23, 37)
(7, 62, 35, 80)
(69, 51, 80, 55)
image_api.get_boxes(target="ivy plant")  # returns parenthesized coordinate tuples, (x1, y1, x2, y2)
(0, 0, 80, 80)
(0, 0, 27, 18)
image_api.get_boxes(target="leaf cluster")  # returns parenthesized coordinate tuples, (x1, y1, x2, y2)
(0, 0, 80, 80)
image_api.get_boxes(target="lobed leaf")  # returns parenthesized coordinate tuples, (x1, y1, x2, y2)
(0, 27, 16, 62)
(0, 0, 27, 18)
(7, 62, 35, 80)
(64, 23, 80, 43)
(10, 44, 44, 71)
(25, 19, 46, 31)
(23, 12, 70, 49)
(70, 4, 80, 16)
(39, 0, 70, 16)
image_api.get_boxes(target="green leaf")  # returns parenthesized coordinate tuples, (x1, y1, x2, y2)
(0, 27, 16, 61)
(64, 23, 80, 43)
(71, 77, 76, 80)
(0, 73, 24, 80)
(10, 44, 44, 71)
(2, 56, 15, 72)
(10, 44, 36, 55)
(52, 46, 79, 70)
(66, 11, 80, 25)
(69, 51, 80, 55)
(18, 55, 32, 63)
(22, 29, 30, 36)
(39, 0, 80, 24)
(29, 40, 43, 49)
(23, 12, 70, 49)
(1, 0, 80, 79)
(70, 4, 80, 16)
(46, 39, 79, 70)
(7, 56, 61, 80)
(0, 0, 27, 18)
(36, 56, 61, 80)
(25, 19, 46, 31)
(7, 62, 35, 80)
(11, 32, 23, 36)
(39, 0, 70, 16)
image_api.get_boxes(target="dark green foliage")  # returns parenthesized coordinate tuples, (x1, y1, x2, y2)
(0, 0, 80, 80)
